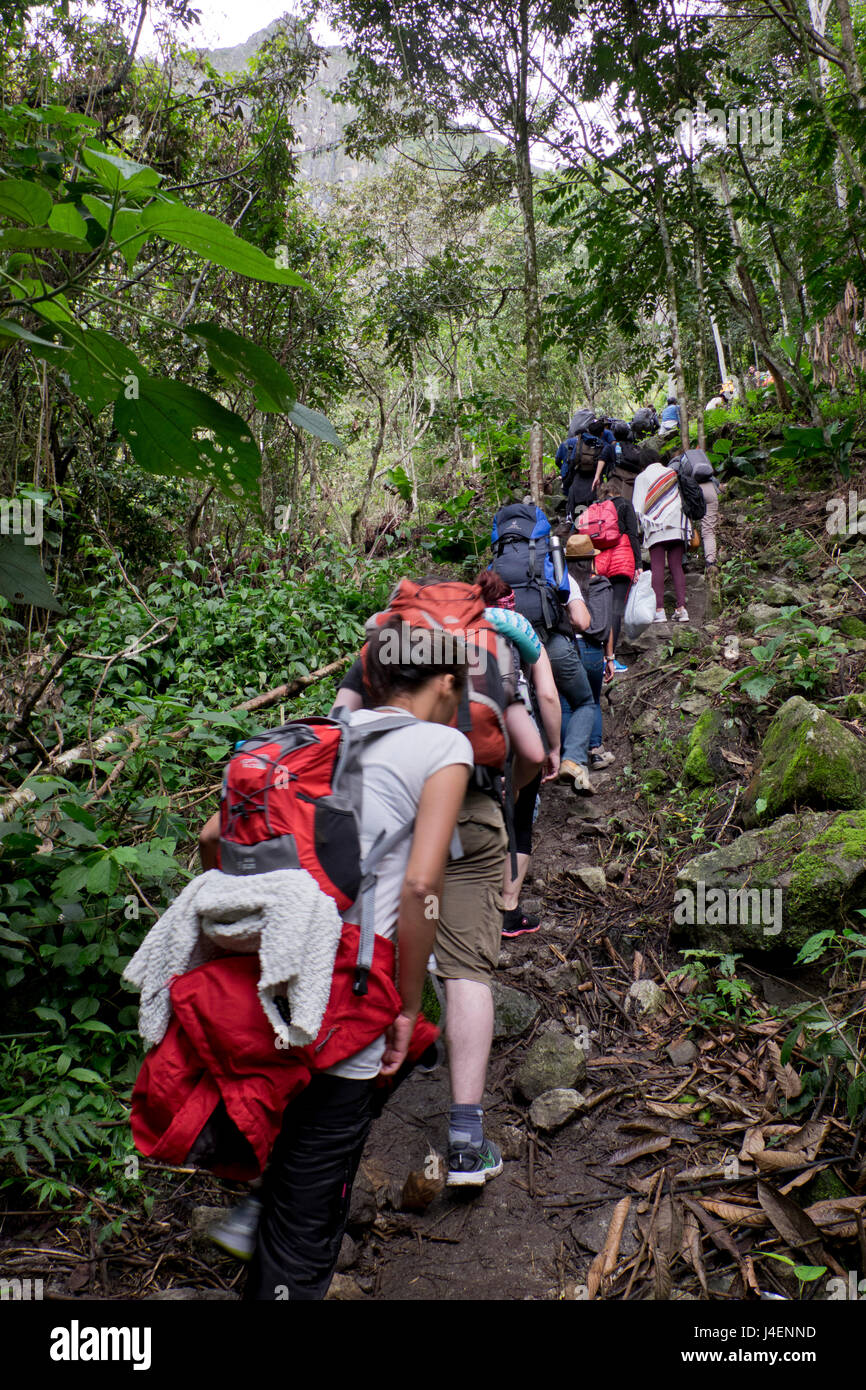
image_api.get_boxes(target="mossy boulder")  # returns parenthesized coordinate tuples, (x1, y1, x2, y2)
(837, 615, 866, 640)
(684, 709, 729, 785)
(667, 627, 701, 653)
(675, 810, 866, 952)
(742, 696, 866, 826)
(738, 603, 786, 636)
(692, 664, 733, 696)
(763, 580, 807, 608)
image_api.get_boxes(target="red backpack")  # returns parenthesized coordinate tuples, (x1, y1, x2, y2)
(219, 711, 418, 994)
(362, 578, 510, 771)
(577, 499, 621, 549)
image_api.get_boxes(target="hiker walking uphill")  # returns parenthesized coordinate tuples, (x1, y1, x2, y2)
(557, 416, 606, 513)
(335, 578, 545, 1188)
(632, 461, 692, 624)
(125, 621, 474, 1300)
(673, 448, 721, 573)
(491, 502, 597, 794)
(477, 568, 562, 937)
(592, 421, 648, 504)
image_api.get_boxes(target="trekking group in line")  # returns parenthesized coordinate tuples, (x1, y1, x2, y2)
(122, 400, 721, 1301)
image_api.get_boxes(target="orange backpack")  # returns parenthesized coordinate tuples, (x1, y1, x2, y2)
(362, 578, 510, 771)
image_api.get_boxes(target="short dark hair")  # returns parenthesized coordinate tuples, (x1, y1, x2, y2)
(364, 616, 469, 705)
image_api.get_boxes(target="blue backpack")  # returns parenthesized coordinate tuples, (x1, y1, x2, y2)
(491, 504, 571, 635)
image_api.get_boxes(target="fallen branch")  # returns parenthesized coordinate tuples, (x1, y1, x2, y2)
(0, 653, 353, 821)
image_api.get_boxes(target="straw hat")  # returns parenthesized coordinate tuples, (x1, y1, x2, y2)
(565, 532, 600, 559)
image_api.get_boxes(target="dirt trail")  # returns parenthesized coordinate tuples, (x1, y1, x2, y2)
(348, 568, 714, 1300)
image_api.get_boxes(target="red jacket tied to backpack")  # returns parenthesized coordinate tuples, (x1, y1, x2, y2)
(131, 926, 437, 1181)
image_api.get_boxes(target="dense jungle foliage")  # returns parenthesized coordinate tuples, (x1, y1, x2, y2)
(2, 0, 866, 1229)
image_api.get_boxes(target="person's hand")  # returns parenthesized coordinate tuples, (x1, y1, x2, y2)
(379, 1011, 417, 1076)
(542, 749, 560, 782)
(604, 657, 616, 684)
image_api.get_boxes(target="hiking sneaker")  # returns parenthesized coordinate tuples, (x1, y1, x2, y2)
(502, 907, 541, 938)
(672, 606, 689, 622)
(589, 746, 615, 769)
(572, 763, 596, 795)
(558, 758, 580, 783)
(447, 1138, 504, 1187)
(653, 609, 668, 623)
(206, 1195, 262, 1261)
(612, 659, 628, 674)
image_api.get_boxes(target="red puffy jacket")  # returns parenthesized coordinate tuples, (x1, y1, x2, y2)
(131, 925, 437, 1181)
(595, 531, 636, 582)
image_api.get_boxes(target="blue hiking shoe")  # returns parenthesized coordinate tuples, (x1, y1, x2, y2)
(447, 1138, 504, 1187)
(612, 659, 628, 674)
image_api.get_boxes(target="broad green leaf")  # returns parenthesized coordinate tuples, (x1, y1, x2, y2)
(0, 228, 91, 252)
(711, 438, 732, 456)
(187, 321, 296, 412)
(289, 401, 343, 447)
(41, 325, 146, 416)
(0, 534, 64, 611)
(85, 855, 119, 896)
(0, 317, 66, 350)
(80, 194, 113, 230)
(139, 202, 312, 287)
(742, 673, 776, 701)
(48, 203, 88, 238)
(81, 146, 162, 194)
(114, 377, 261, 498)
(113, 208, 148, 271)
(0, 178, 52, 226)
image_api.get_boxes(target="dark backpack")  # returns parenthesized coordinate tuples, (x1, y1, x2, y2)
(632, 407, 660, 437)
(612, 441, 645, 476)
(674, 448, 715, 483)
(491, 503, 571, 636)
(568, 407, 596, 438)
(677, 471, 707, 522)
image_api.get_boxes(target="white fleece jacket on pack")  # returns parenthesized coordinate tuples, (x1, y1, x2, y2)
(123, 868, 343, 1050)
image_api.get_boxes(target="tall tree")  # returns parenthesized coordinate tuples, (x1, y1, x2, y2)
(322, 0, 572, 501)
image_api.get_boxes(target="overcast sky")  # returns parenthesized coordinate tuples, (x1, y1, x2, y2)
(141, 1, 341, 53)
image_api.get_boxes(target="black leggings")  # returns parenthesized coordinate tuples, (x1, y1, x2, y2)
(243, 1074, 377, 1301)
(514, 769, 542, 856)
(609, 575, 631, 651)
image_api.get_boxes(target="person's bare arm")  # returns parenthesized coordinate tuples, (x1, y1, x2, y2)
(531, 646, 562, 781)
(568, 594, 591, 632)
(199, 810, 220, 870)
(331, 687, 362, 712)
(505, 699, 545, 791)
(380, 762, 470, 1075)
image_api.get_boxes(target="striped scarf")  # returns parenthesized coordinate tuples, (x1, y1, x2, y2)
(642, 468, 682, 535)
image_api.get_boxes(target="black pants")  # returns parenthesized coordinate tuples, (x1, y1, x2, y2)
(609, 574, 631, 651)
(243, 1074, 377, 1301)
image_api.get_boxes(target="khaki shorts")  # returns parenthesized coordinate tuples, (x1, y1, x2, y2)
(432, 786, 508, 986)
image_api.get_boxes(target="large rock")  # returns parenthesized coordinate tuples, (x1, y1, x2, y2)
(675, 809, 866, 951)
(529, 1088, 587, 1131)
(515, 1032, 587, 1102)
(492, 982, 541, 1039)
(743, 696, 866, 825)
(739, 602, 786, 636)
(692, 664, 733, 696)
(683, 709, 729, 785)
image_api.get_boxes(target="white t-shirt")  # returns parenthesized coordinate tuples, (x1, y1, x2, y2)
(326, 708, 473, 1080)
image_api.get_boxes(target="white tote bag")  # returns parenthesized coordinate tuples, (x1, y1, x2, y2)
(623, 569, 656, 641)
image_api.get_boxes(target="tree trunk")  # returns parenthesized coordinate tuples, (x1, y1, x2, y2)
(694, 251, 707, 450)
(515, 0, 544, 504)
(709, 315, 728, 382)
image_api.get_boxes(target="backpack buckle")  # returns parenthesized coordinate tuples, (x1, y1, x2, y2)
(353, 965, 370, 997)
